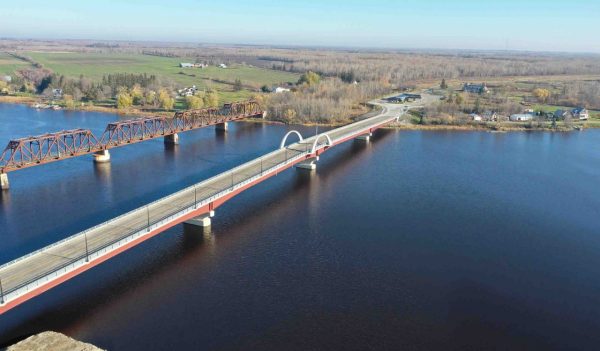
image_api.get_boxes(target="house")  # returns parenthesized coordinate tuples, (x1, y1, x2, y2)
(470, 113, 483, 122)
(554, 109, 573, 120)
(572, 107, 589, 120)
(483, 111, 498, 121)
(384, 93, 421, 103)
(218, 64, 227, 69)
(52, 89, 63, 98)
(1, 75, 11, 82)
(177, 85, 198, 97)
(273, 87, 291, 93)
(510, 113, 534, 122)
(180, 63, 207, 69)
(463, 83, 489, 94)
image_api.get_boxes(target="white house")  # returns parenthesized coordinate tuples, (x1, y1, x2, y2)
(483, 111, 498, 121)
(52, 89, 63, 99)
(218, 63, 227, 69)
(572, 107, 589, 120)
(273, 87, 291, 93)
(470, 113, 482, 122)
(510, 113, 533, 122)
(1, 75, 11, 82)
(180, 63, 207, 69)
(177, 85, 198, 97)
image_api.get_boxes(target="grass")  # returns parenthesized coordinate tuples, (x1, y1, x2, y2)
(26, 52, 298, 89)
(11, 51, 299, 103)
(0, 52, 30, 76)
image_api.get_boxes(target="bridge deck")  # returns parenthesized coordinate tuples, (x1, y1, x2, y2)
(0, 100, 409, 314)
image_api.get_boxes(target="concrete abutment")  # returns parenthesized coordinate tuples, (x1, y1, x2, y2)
(164, 133, 179, 145)
(92, 150, 111, 163)
(1, 173, 9, 190)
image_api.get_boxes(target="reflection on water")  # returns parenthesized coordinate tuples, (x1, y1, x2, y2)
(1, 104, 600, 350)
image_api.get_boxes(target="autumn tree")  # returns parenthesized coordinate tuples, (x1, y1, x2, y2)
(116, 92, 133, 109)
(158, 89, 174, 110)
(233, 78, 243, 92)
(130, 84, 144, 105)
(455, 93, 464, 105)
(533, 88, 550, 103)
(145, 90, 156, 106)
(185, 95, 203, 109)
(440, 79, 448, 89)
(203, 90, 219, 107)
(63, 94, 75, 109)
(297, 71, 321, 86)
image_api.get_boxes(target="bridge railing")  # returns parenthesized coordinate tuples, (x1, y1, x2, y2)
(0, 141, 316, 305)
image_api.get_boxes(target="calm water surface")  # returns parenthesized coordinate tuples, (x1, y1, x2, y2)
(1, 103, 600, 350)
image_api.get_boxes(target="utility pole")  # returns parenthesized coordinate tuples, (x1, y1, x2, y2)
(84, 233, 89, 262)
(0, 278, 4, 304)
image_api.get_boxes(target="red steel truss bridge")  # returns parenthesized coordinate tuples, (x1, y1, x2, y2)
(0, 100, 264, 188)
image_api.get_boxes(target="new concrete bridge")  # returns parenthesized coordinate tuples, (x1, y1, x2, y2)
(0, 97, 423, 315)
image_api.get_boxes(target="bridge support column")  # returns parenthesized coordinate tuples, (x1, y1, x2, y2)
(1, 173, 9, 190)
(355, 133, 372, 142)
(164, 133, 179, 145)
(296, 157, 319, 170)
(184, 211, 215, 228)
(93, 150, 111, 163)
(216, 122, 228, 132)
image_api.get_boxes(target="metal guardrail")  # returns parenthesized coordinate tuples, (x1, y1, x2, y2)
(0, 146, 313, 304)
(0, 110, 400, 306)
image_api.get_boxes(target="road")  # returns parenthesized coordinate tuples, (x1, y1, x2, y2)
(0, 93, 430, 311)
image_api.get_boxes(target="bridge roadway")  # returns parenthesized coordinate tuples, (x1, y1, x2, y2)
(0, 98, 420, 314)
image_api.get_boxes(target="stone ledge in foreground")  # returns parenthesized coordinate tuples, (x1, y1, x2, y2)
(5, 331, 104, 351)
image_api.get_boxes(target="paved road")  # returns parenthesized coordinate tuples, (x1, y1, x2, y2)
(0, 94, 428, 307)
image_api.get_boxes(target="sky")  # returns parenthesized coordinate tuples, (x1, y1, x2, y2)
(1, 0, 599, 53)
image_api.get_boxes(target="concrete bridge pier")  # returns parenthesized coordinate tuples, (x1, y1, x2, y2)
(216, 122, 228, 132)
(355, 132, 372, 142)
(92, 150, 111, 163)
(164, 133, 179, 145)
(184, 210, 215, 228)
(1, 173, 9, 190)
(296, 157, 319, 170)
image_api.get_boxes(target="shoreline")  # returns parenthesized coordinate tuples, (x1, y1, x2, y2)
(0, 96, 595, 132)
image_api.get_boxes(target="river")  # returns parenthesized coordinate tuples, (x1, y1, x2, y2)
(1, 103, 600, 350)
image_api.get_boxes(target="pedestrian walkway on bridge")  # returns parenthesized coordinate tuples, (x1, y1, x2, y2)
(0, 97, 423, 315)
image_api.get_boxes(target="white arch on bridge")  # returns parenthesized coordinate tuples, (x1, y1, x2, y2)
(310, 134, 333, 154)
(279, 130, 304, 149)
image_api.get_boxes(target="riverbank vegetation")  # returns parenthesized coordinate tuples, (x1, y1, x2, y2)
(1, 39, 599, 126)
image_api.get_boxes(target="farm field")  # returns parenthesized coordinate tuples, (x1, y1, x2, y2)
(25, 52, 299, 89)
(0, 52, 29, 76)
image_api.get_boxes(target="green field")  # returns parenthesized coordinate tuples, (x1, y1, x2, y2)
(0, 52, 29, 76)
(0, 51, 299, 103)
(25, 52, 298, 89)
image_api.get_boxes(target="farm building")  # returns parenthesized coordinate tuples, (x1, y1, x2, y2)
(385, 93, 421, 103)
(180, 63, 207, 68)
(470, 113, 483, 122)
(510, 113, 534, 122)
(572, 107, 589, 120)
(483, 111, 498, 121)
(463, 83, 489, 94)
(554, 110, 572, 120)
